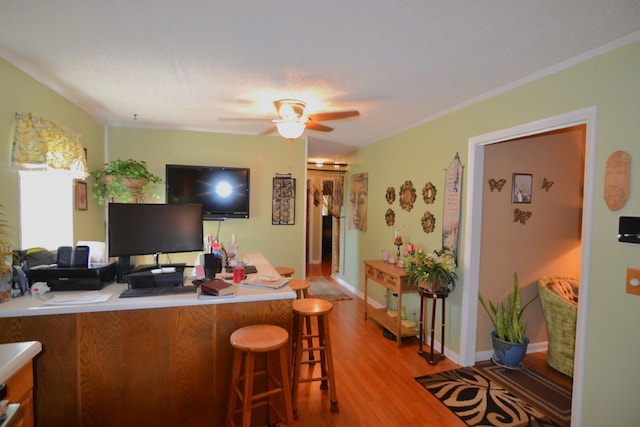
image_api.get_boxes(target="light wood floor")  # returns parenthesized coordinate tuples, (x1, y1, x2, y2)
(292, 262, 572, 426)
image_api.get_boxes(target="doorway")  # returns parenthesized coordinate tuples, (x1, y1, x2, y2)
(460, 107, 597, 427)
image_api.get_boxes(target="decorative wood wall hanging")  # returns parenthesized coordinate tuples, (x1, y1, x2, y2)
(442, 153, 463, 257)
(385, 209, 395, 226)
(399, 180, 416, 212)
(421, 211, 435, 233)
(511, 173, 532, 203)
(541, 178, 554, 192)
(488, 178, 506, 192)
(422, 182, 437, 204)
(513, 208, 532, 225)
(604, 150, 630, 211)
(272, 175, 296, 225)
(385, 186, 395, 204)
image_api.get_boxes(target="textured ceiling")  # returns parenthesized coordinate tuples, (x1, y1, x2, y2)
(1, 1, 639, 163)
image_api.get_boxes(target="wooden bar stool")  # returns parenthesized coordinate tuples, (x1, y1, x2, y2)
(288, 279, 314, 364)
(275, 266, 295, 277)
(226, 324, 294, 427)
(287, 278, 310, 299)
(291, 298, 339, 418)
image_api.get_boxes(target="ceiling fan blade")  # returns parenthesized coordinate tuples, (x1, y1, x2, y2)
(258, 125, 278, 135)
(306, 122, 333, 132)
(219, 117, 272, 122)
(307, 110, 360, 122)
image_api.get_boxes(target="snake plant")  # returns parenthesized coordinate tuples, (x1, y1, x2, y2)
(478, 273, 538, 344)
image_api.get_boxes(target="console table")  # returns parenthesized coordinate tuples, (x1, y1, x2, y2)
(418, 287, 448, 365)
(363, 260, 417, 346)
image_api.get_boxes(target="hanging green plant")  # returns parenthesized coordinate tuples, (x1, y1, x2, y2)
(89, 159, 162, 205)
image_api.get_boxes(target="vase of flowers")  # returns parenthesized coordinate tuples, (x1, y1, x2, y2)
(403, 243, 458, 293)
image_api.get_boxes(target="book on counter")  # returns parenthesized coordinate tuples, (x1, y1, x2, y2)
(198, 279, 237, 298)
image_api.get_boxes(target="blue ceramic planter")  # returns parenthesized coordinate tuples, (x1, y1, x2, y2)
(491, 330, 529, 367)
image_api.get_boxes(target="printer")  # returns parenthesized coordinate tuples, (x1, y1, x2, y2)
(25, 245, 116, 291)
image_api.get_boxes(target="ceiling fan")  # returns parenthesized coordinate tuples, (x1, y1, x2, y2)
(221, 99, 360, 139)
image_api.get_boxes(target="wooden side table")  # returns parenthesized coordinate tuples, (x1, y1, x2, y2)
(418, 287, 448, 365)
(363, 260, 417, 347)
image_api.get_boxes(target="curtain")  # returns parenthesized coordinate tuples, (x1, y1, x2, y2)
(11, 112, 88, 178)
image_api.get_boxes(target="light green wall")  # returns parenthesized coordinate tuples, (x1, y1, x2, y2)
(339, 40, 640, 425)
(0, 59, 105, 248)
(104, 127, 307, 276)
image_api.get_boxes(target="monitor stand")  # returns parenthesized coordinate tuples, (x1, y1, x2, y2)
(115, 255, 187, 283)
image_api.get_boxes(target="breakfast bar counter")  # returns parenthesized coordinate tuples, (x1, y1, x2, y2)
(0, 252, 295, 427)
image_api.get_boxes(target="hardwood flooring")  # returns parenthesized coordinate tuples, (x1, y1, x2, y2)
(293, 262, 573, 426)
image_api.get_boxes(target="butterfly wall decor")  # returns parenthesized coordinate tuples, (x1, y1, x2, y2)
(542, 178, 554, 192)
(488, 178, 507, 192)
(513, 208, 532, 225)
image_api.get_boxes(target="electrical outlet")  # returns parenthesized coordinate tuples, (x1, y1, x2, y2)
(626, 268, 640, 296)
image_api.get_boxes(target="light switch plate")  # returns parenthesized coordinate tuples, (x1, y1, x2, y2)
(626, 268, 640, 296)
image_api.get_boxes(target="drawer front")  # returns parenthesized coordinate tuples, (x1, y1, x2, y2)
(366, 265, 376, 279)
(384, 275, 400, 290)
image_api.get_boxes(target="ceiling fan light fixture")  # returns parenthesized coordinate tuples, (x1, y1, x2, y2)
(275, 121, 306, 139)
(275, 99, 306, 119)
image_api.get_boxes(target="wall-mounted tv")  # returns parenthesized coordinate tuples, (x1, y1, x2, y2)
(166, 164, 250, 220)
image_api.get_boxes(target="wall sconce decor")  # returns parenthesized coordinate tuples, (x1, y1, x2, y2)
(386, 187, 396, 204)
(399, 180, 416, 212)
(385, 208, 395, 226)
(422, 182, 437, 204)
(421, 211, 436, 233)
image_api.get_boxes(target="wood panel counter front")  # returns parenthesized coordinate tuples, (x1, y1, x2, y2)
(0, 252, 295, 427)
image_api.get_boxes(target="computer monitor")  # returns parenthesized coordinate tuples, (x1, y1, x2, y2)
(108, 203, 204, 281)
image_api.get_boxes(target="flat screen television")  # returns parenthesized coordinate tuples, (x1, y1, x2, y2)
(108, 203, 204, 279)
(165, 164, 250, 220)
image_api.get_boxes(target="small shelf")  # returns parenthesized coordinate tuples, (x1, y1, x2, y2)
(368, 308, 416, 338)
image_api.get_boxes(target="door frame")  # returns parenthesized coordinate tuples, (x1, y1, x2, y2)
(460, 106, 597, 427)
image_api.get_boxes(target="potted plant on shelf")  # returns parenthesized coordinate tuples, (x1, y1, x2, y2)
(478, 272, 538, 368)
(403, 243, 458, 294)
(90, 159, 162, 205)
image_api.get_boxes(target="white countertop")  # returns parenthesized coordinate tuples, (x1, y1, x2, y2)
(0, 341, 42, 383)
(0, 251, 296, 318)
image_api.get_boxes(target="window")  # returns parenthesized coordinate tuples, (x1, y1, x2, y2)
(19, 170, 74, 250)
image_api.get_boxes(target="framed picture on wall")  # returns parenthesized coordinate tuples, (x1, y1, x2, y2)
(511, 173, 532, 203)
(75, 181, 88, 211)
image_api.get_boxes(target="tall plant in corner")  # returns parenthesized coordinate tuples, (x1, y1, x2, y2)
(478, 272, 538, 344)
(0, 204, 14, 296)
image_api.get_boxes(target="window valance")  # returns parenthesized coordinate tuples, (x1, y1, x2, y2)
(12, 112, 88, 178)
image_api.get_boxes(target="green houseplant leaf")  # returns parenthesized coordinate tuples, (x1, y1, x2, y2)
(478, 272, 538, 344)
(89, 159, 162, 205)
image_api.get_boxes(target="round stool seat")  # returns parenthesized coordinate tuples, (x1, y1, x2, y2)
(230, 324, 288, 352)
(292, 298, 333, 316)
(288, 279, 310, 298)
(275, 266, 295, 277)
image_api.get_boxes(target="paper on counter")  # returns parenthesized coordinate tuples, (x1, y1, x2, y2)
(43, 292, 112, 305)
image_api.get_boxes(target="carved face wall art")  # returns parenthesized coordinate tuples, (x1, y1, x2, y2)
(604, 151, 630, 211)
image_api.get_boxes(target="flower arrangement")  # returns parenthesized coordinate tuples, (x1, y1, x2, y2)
(403, 243, 458, 293)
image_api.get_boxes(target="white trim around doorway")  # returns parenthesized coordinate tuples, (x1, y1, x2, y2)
(461, 106, 597, 427)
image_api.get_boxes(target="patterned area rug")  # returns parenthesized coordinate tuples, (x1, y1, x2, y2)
(416, 367, 562, 426)
(307, 277, 352, 301)
(474, 361, 571, 427)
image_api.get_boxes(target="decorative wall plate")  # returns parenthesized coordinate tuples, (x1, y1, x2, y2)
(385, 208, 395, 226)
(422, 182, 437, 204)
(421, 211, 436, 233)
(399, 180, 416, 212)
(385, 186, 396, 204)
